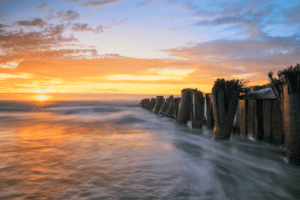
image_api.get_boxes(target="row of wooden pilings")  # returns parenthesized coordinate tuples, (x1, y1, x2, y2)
(140, 65, 300, 166)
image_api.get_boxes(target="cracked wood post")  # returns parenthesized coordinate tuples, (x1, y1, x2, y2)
(205, 93, 214, 128)
(154, 96, 164, 113)
(212, 79, 247, 140)
(192, 90, 204, 128)
(176, 89, 197, 124)
(269, 63, 300, 165)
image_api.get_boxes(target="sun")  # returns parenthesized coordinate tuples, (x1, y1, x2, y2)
(36, 96, 47, 101)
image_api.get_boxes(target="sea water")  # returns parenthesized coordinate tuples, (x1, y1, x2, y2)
(0, 101, 299, 199)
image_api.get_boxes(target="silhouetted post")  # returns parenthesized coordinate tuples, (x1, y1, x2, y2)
(212, 79, 248, 140)
(154, 96, 164, 113)
(269, 63, 300, 165)
(176, 88, 197, 124)
(192, 91, 204, 128)
(205, 93, 214, 128)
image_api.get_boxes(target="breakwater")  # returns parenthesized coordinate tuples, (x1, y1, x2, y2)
(140, 64, 300, 166)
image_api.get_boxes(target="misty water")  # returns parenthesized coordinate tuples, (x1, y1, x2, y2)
(0, 101, 300, 199)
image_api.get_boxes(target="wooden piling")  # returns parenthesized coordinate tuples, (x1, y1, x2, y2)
(263, 100, 273, 143)
(239, 95, 248, 138)
(154, 96, 164, 113)
(233, 100, 240, 135)
(141, 98, 150, 109)
(173, 98, 181, 120)
(166, 98, 175, 116)
(205, 93, 214, 128)
(176, 89, 197, 124)
(192, 91, 204, 128)
(148, 98, 157, 111)
(269, 64, 300, 165)
(160, 95, 173, 114)
(272, 100, 284, 145)
(212, 79, 248, 140)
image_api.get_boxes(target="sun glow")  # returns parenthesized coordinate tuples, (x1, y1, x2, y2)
(36, 96, 47, 101)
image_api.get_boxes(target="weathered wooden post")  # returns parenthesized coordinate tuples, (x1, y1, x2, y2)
(263, 99, 273, 143)
(160, 95, 173, 114)
(154, 96, 164, 113)
(148, 98, 156, 110)
(247, 86, 264, 140)
(173, 98, 181, 120)
(192, 91, 204, 128)
(239, 92, 248, 138)
(141, 99, 147, 108)
(233, 100, 240, 135)
(269, 64, 300, 165)
(176, 88, 197, 124)
(205, 93, 214, 128)
(212, 79, 248, 140)
(166, 98, 175, 116)
(272, 100, 284, 145)
(144, 99, 150, 109)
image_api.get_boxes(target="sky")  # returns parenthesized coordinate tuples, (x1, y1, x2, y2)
(0, 0, 300, 100)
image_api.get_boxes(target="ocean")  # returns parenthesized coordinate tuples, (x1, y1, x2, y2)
(0, 100, 299, 199)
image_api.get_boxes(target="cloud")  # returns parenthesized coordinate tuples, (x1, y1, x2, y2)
(281, 3, 300, 25)
(82, 0, 121, 7)
(107, 74, 183, 81)
(194, 3, 278, 37)
(35, 3, 48, 11)
(14, 18, 48, 27)
(0, 24, 78, 57)
(162, 33, 300, 85)
(47, 10, 79, 22)
(0, 24, 11, 28)
(0, 60, 23, 69)
(71, 23, 104, 34)
(0, 73, 31, 80)
(110, 18, 129, 26)
(65, 0, 80, 3)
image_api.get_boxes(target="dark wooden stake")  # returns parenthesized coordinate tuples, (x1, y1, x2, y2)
(154, 96, 164, 113)
(173, 98, 181, 120)
(269, 64, 300, 165)
(205, 93, 214, 128)
(176, 88, 197, 124)
(191, 91, 204, 128)
(212, 79, 248, 140)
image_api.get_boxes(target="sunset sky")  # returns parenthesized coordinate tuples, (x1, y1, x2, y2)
(0, 0, 299, 100)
